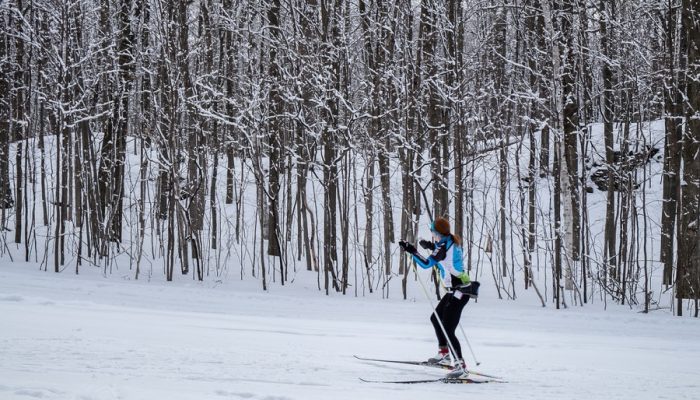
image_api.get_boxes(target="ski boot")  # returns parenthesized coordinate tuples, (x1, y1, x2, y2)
(445, 359, 469, 379)
(427, 348, 451, 366)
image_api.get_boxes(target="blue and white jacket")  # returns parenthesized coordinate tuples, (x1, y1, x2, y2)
(412, 235, 470, 289)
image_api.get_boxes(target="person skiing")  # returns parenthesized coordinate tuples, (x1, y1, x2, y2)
(399, 217, 480, 379)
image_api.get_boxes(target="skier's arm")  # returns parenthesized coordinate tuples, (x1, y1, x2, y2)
(411, 253, 433, 268)
(412, 242, 447, 272)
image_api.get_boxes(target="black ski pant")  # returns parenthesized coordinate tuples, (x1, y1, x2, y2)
(430, 291, 470, 360)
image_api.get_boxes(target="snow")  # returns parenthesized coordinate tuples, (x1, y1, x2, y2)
(1, 119, 697, 399)
(1, 263, 699, 400)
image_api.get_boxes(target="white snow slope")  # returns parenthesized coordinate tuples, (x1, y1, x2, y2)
(1, 263, 698, 400)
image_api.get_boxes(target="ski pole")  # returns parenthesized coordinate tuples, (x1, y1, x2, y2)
(435, 272, 481, 366)
(417, 262, 481, 367)
(413, 264, 460, 367)
(457, 322, 481, 366)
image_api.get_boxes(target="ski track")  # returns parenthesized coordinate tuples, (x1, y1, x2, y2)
(1, 265, 699, 400)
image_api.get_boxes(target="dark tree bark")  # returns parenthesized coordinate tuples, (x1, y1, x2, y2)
(448, 0, 465, 240)
(267, 0, 283, 259)
(13, 0, 26, 244)
(321, 0, 341, 294)
(493, 2, 508, 279)
(562, 0, 581, 262)
(0, 15, 13, 212)
(677, 0, 700, 303)
(97, 0, 133, 244)
(534, 0, 550, 177)
(420, 0, 447, 217)
(600, 0, 617, 274)
(661, 0, 684, 285)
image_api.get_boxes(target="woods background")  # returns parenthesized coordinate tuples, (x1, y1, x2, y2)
(0, 0, 699, 316)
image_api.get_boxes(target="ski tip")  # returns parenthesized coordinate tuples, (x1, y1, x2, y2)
(359, 377, 441, 384)
(464, 377, 508, 384)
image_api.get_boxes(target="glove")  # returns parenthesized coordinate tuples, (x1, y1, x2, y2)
(398, 240, 417, 255)
(419, 239, 432, 250)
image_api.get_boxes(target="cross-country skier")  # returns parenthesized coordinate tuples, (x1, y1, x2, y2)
(399, 217, 480, 379)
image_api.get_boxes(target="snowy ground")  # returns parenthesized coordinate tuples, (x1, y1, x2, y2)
(1, 263, 698, 400)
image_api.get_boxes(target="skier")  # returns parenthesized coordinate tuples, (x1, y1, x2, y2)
(399, 217, 480, 379)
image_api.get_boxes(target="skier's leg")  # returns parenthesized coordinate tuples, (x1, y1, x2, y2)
(444, 295, 470, 360)
(443, 310, 462, 359)
(430, 294, 451, 347)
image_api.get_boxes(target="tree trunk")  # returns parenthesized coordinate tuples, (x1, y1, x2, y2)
(267, 0, 283, 258)
(321, 0, 340, 294)
(421, 0, 447, 218)
(600, 0, 617, 276)
(536, 0, 550, 177)
(561, 0, 580, 263)
(661, 0, 683, 285)
(677, 0, 700, 302)
(13, 1, 25, 244)
(0, 23, 12, 212)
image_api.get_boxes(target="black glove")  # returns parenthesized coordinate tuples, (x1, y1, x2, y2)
(399, 240, 417, 255)
(399, 240, 408, 252)
(419, 239, 433, 250)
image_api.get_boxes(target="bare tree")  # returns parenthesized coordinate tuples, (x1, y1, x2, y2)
(676, 0, 700, 314)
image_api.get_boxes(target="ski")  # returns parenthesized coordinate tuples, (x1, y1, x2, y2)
(353, 355, 505, 380)
(354, 355, 450, 370)
(359, 377, 495, 384)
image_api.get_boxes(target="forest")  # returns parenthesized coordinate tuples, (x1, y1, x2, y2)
(0, 0, 699, 316)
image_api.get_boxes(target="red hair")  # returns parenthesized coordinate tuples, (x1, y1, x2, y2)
(433, 217, 462, 246)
